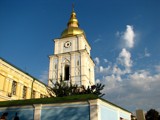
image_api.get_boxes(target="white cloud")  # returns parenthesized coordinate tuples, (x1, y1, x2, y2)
(137, 48, 151, 59)
(96, 79, 100, 83)
(155, 65, 160, 73)
(94, 38, 101, 43)
(129, 70, 152, 91)
(115, 25, 134, 74)
(117, 48, 132, 68)
(95, 51, 132, 76)
(122, 25, 135, 48)
(94, 56, 160, 112)
(115, 31, 121, 37)
(144, 48, 151, 57)
(94, 35, 102, 43)
(91, 24, 160, 113)
(104, 59, 108, 63)
(94, 57, 100, 65)
(101, 68, 160, 112)
(95, 25, 160, 112)
(99, 66, 110, 73)
(112, 65, 127, 75)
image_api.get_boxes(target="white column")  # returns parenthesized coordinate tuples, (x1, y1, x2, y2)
(33, 104, 42, 120)
(16, 82, 23, 99)
(70, 54, 74, 83)
(88, 99, 99, 120)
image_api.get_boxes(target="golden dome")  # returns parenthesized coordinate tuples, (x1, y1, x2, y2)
(61, 10, 85, 38)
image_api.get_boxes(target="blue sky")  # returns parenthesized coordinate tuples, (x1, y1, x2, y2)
(0, 0, 160, 113)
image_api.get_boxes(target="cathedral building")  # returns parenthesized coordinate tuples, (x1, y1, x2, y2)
(48, 9, 95, 87)
(0, 57, 48, 101)
(0, 8, 132, 120)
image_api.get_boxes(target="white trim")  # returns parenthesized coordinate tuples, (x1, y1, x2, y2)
(33, 104, 42, 120)
(42, 101, 88, 107)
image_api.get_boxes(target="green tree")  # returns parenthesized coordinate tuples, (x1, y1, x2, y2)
(47, 80, 105, 97)
(81, 83, 105, 97)
(47, 81, 79, 97)
(145, 109, 159, 120)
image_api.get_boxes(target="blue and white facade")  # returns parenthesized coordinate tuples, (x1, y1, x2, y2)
(0, 98, 131, 120)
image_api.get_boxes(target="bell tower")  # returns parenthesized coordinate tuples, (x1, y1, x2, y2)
(48, 8, 95, 87)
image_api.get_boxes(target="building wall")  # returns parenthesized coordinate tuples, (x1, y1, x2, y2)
(0, 98, 131, 120)
(0, 102, 90, 120)
(136, 109, 145, 120)
(89, 99, 131, 120)
(100, 105, 118, 120)
(49, 34, 95, 88)
(41, 103, 90, 120)
(0, 106, 34, 120)
(54, 35, 91, 55)
(0, 58, 48, 101)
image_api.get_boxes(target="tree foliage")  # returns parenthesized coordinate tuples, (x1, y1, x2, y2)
(145, 109, 159, 120)
(47, 81, 105, 97)
(80, 83, 105, 97)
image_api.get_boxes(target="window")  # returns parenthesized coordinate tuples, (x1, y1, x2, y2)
(40, 94, 47, 98)
(64, 65, 69, 80)
(40, 94, 44, 98)
(32, 90, 36, 98)
(22, 86, 27, 99)
(77, 60, 79, 66)
(54, 64, 57, 69)
(12, 81, 17, 95)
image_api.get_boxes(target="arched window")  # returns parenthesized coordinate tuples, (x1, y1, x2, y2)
(64, 65, 70, 81)
(12, 81, 17, 95)
(22, 86, 27, 99)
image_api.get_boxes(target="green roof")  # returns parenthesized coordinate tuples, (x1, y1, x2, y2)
(0, 94, 131, 113)
(0, 94, 98, 107)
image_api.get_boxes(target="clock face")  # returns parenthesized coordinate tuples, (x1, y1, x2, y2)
(64, 41, 71, 48)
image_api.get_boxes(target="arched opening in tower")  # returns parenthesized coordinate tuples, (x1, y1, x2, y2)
(64, 65, 70, 80)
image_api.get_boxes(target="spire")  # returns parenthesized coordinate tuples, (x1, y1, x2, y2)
(61, 5, 85, 38)
(67, 5, 79, 28)
(72, 3, 75, 12)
